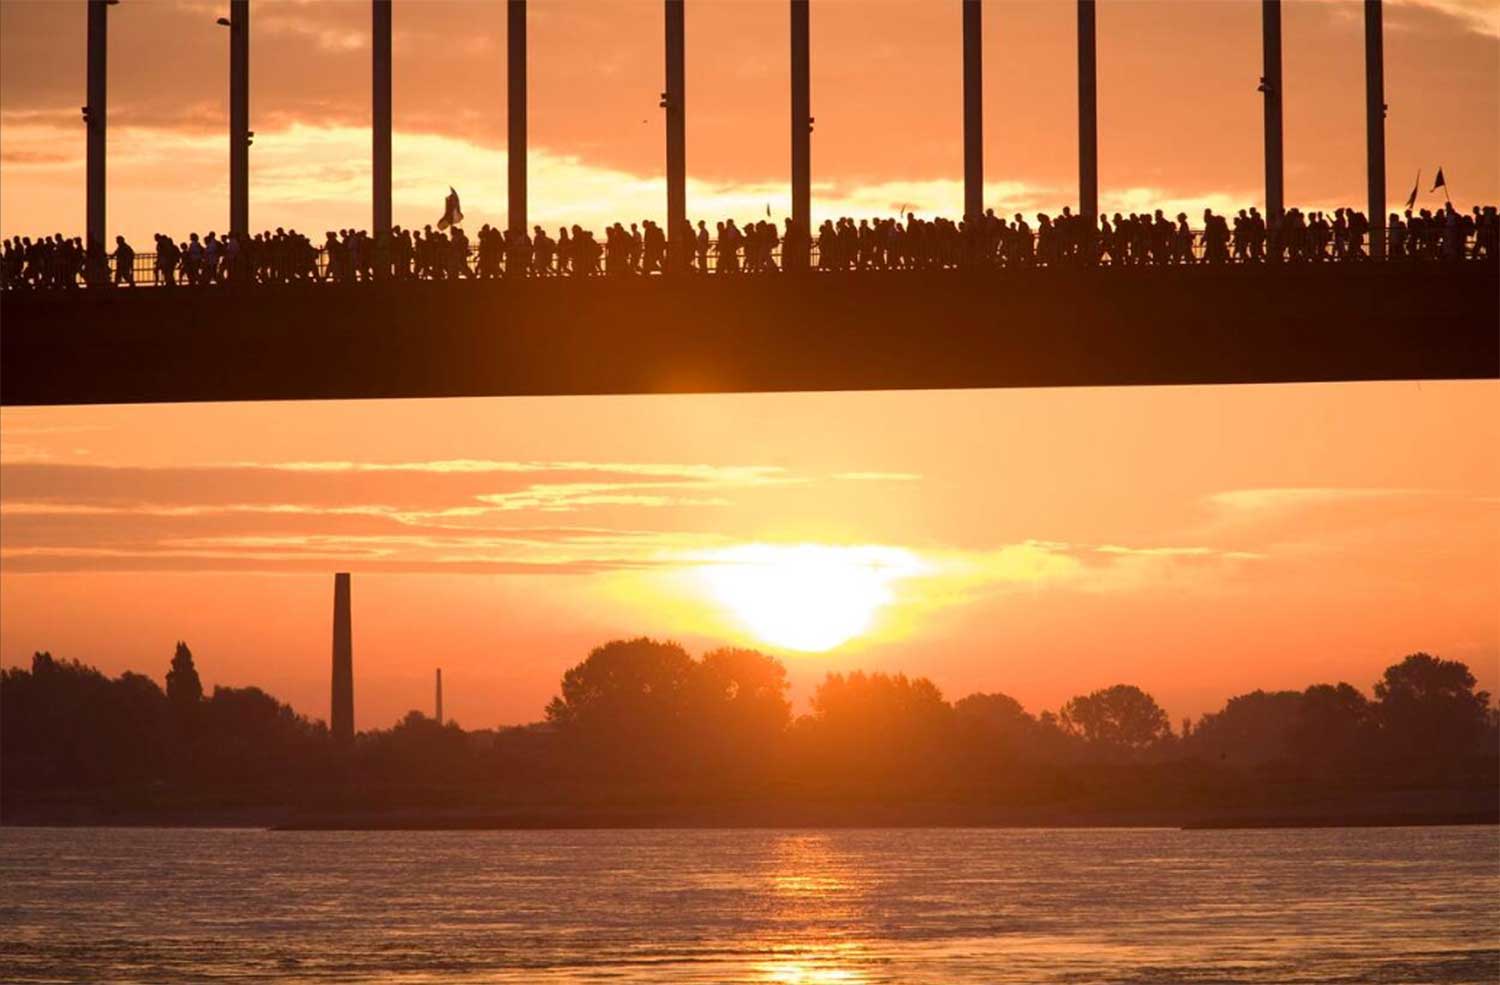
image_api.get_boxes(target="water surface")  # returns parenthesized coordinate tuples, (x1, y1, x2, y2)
(2, 826, 1496, 983)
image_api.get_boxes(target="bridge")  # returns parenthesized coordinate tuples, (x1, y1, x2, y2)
(3, 260, 1494, 406)
(4, 0, 1495, 407)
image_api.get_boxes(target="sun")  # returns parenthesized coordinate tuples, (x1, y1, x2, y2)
(697, 544, 928, 652)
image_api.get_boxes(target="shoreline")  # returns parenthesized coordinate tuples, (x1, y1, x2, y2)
(5, 804, 1495, 833)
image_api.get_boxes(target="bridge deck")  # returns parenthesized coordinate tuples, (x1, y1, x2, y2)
(1, 263, 1495, 406)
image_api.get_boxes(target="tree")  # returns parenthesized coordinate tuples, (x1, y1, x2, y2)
(356, 710, 475, 787)
(686, 647, 791, 755)
(181, 684, 332, 789)
(809, 671, 950, 734)
(546, 637, 694, 728)
(166, 641, 203, 708)
(2, 652, 111, 786)
(1287, 682, 1370, 770)
(1187, 690, 1304, 766)
(799, 671, 953, 787)
(1373, 653, 1490, 762)
(1059, 684, 1171, 755)
(544, 637, 697, 773)
(953, 692, 1037, 761)
(99, 671, 170, 782)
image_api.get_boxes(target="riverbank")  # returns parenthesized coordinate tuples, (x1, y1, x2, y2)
(6, 790, 1495, 832)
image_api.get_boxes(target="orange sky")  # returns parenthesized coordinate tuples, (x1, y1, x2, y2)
(3, 383, 1496, 730)
(0, 2, 1497, 731)
(1, 0, 1497, 244)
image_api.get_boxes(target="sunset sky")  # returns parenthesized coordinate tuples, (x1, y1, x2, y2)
(1, 1, 1497, 731)
(3, 383, 1496, 730)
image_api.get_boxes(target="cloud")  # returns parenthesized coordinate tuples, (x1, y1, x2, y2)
(0, 460, 791, 507)
(0, 458, 796, 573)
(832, 472, 923, 482)
(0, 457, 1276, 593)
(1207, 487, 1436, 513)
(261, 459, 788, 482)
(1195, 486, 1499, 575)
(1096, 544, 1265, 560)
(1392, 0, 1500, 37)
(474, 484, 736, 512)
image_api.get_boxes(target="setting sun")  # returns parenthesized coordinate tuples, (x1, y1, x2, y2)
(697, 544, 929, 653)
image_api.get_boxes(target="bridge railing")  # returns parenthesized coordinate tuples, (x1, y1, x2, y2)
(3, 228, 1492, 290)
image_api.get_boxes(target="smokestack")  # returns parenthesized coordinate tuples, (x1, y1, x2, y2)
(331, 573, 353, 743)
(435, 667, 443, 725)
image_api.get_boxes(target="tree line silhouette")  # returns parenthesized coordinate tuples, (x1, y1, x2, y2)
(3, 638, 1495, 822)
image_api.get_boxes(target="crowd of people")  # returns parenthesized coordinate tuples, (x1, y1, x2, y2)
(3, 203, 1495, 289)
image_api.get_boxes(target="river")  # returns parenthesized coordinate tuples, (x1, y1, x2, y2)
(2, 825, 1495, 983)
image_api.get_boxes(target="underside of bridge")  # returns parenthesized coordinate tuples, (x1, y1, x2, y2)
(1, 263, 1495, 407)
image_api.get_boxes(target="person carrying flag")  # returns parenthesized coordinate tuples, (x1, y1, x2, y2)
(437, 187, 464, 231)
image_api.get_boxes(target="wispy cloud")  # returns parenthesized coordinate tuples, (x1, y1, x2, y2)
(832, 472, 923, 483)
(1207, 487, 1438, 513)
(0, 458, 807, 573)
(0, 457, 1273, 591)
(475, 484, 735, 513)
(1096, 544, 1266, 561)
(262, 459, 790, 482)
(1392, 0, 1500, 37)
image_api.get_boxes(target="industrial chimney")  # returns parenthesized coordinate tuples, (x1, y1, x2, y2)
(331, 572, 353, 743)
(435, 667, 443, 725)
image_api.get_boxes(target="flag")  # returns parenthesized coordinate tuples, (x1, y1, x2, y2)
(1404, 170, 1420, 211)
(1431, 168, 1446, 193)
(437, 187, 464, 230)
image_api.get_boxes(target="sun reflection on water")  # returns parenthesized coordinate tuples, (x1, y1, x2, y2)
(767, 833, 857, 902)
(756, 961, 869, 984)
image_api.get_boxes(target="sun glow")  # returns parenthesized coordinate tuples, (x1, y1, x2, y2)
(698, 544, 929, 652)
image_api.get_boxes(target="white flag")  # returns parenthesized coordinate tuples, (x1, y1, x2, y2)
(437, 187, 464, 230)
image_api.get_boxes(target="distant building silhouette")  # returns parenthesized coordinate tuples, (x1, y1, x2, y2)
(331, 572, 353, 743)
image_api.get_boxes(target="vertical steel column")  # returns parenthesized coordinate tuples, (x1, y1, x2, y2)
(373, 0, 392, 235)
(229, 0, 249, 238)
(1077, 0, 1097, 224)
(963, 0, 983, 220)
(507, 0, 527, 236)
(790, 0, 811, 267)
(1364, 0, 1386, 258)
(1261, 0, 1283, 225)
(85, 0, 108, 258)
(665, 0, 686, 268)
